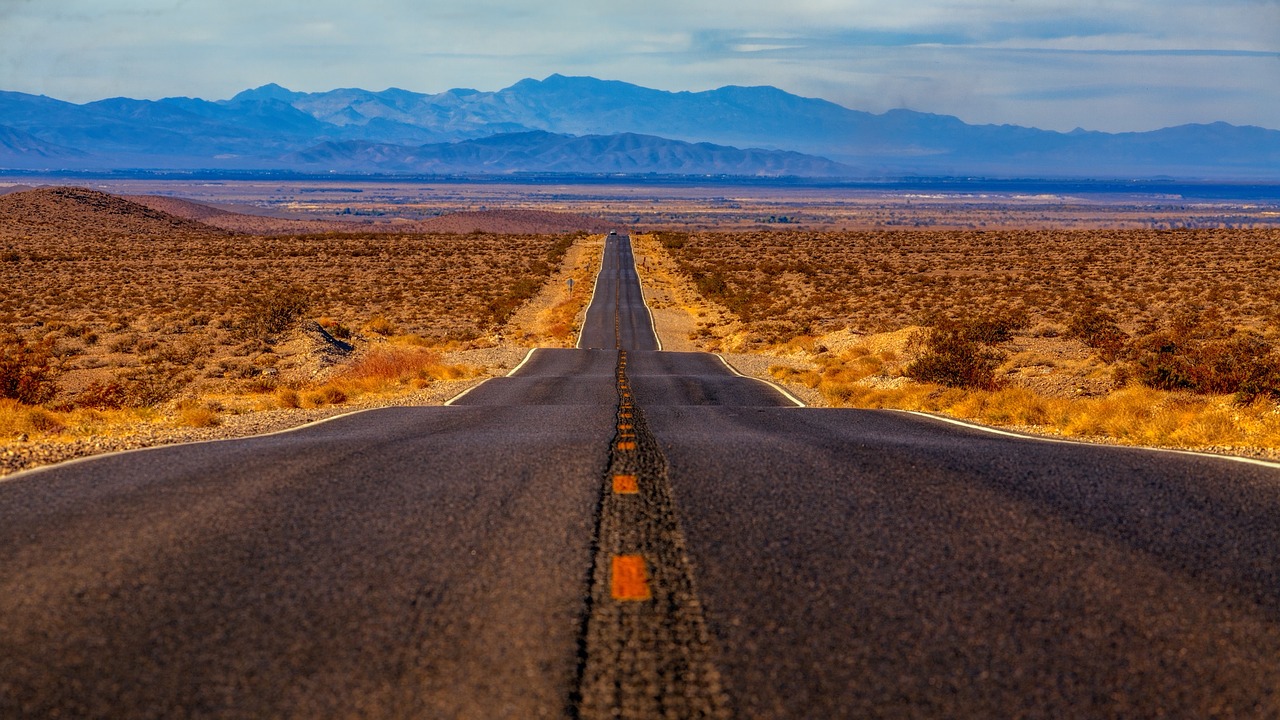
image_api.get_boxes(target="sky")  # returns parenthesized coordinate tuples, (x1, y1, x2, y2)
(0, 0, 1277, 133)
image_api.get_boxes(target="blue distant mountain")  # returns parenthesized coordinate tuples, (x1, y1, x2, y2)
(1, 75, 1277, 178)
(282, 130, 852, 176)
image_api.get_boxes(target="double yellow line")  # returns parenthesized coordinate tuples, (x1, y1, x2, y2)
(610, 350, 650, 601)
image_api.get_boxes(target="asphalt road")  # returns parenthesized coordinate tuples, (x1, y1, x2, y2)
(4, 234, 1280, 718)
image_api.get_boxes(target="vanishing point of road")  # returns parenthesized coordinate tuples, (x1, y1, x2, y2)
(4, 235, 1280, 718)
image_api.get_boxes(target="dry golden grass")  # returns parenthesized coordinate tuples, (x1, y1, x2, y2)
(768, 338, 1280, 452)
(800, 376, 1280, 450)
(327, 346, 475, 394)
(175, 401, 220, 428)
(0, 398, 166, 439)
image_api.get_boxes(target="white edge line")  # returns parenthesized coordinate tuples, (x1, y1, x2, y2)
(897, 409, 1280, 470)
(715, 354, 806, 408)
(442, 384, 479, 407)
(505, 347, 538, 377)
(444, 348, 537, 406)
(628, 234, 664, 352)
(1, 407, 380, 483)
(574, 233, 608, 350)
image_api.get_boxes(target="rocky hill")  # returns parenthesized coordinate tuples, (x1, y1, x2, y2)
(0, 187, 223, 240)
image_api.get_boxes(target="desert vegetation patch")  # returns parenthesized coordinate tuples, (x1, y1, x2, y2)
(0, 187, 587, 447)
(652, 227, 1280, 451)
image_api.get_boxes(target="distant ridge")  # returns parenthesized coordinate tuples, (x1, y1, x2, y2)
(283, 131, 854, 176)
(0, 125, 87, 164)
(123, 194, 232, 222)
(0, 187, 221, 238)
(1, 76, 1278, 178)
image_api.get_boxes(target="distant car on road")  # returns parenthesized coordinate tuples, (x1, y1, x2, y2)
(609, 230, 617, 235)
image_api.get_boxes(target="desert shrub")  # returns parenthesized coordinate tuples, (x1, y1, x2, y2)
(116, 367, 191, 407)
(342, 347, 442, 383)
(487, 276, 545, 326)
(108, 335, 139, 353)
(176, 401, 220, 428)
(318, 316, 354, 339)
(242, 376, 278, 394)
(905, 331, 1004, 390)
(276, 388, 301, 408)
(364, 315, 398, 336)
(694, 270, 729, 298)
(955, 310, 1028, 344)
(1067, 307, 1129, 361)
(148, 338, 204, 366)
(1128, 328, 1280, 400)
(545, 234, 576, 265)
(656, 232, 689, 250)
(303, 385, 348, 407)
(24, 407, 66, 434)
(239, 288, 311, 339)
(0, 332, 59, 404)
(904, 313, 1023, 390)
(75, 380, 130, 409)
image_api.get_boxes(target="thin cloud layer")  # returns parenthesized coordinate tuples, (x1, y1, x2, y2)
(0, 0, 1276, 132)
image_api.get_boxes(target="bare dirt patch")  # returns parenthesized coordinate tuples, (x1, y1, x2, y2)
(505, 234, 606, 347)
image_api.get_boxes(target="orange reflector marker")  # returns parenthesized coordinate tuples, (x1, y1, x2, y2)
(611, 555, 651, 601)
(616, 441, 636, 451)
(618, 424, 633, 430)
(612, 474, 639, 494)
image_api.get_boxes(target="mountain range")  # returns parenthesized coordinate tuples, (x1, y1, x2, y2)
(2, 74, 1278, 179)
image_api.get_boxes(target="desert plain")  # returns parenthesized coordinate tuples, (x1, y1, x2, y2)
(3, 176, 1280, 474)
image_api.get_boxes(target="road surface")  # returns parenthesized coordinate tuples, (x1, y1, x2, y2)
(3, 234, 1280, 718)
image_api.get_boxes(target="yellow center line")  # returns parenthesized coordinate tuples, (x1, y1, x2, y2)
(616, 440, 636, 451)
(612, 474, 639, 494)
(611, 555, 652, 601)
